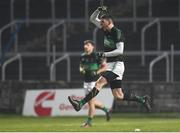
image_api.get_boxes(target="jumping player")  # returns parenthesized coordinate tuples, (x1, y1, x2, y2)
(68, 6, 152, 113)
(79, 40, 111, 127)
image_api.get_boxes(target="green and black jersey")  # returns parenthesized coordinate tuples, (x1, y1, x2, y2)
(104, 26, 125, 62)
(80, 52, 102, 82)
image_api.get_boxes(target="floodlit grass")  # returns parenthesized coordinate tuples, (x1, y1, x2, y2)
(0, 113, 180, 132)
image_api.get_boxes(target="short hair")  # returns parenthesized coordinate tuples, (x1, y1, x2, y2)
(84, 40, 95, 46)
(100, 14, 113, 20)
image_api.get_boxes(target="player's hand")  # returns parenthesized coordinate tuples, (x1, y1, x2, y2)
(98, 6, 108, 11)
(79, 66, 86, 74)
(97, 52, 105, 58)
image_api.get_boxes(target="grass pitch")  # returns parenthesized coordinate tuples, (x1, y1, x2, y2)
(0, 113, 180, 132)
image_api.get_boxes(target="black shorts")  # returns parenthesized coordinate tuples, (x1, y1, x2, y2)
(101, 71, 122, 89)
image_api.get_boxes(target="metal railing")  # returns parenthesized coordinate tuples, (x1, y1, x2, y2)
(46, 20, 67, 66)
(3, 50, 180, 57)
(88, 0, 155, 32)
(133, 0, 137, 32)
(50, 54, 70, 82)
(10, 0, 96, 31)
(0, 23, 22, 67)
(141, 18, 161, 66)
(10, 0, 66, 27)
(85, 0, 89, 32)
(149, 52, 169, 82)
(93, 27, 99, 48)
(2, 0, 179, 82)
(179, 0, 180, 30)
(0, 17, 179, 59)
(1, 49, 178, 82)
(2, 54, 22, 81)
(9, 0, 180, 32)
(0, 21, 17, 57)
(170, 44, 174, 83)
(148, 0, 152, 19)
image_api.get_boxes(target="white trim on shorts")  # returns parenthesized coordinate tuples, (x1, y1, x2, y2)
(106, 61, 125, 80)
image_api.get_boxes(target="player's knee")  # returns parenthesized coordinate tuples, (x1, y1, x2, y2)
(114, 94, 124, 100)
(88, 100, 95, 109)
(112, 88, 124, 100)
(88, 101, 93, 106)
(88, 99, 95, 105)
(95, 77, 107, 90)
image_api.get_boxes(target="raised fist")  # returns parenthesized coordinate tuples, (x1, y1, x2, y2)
(98, 6, 108, 11)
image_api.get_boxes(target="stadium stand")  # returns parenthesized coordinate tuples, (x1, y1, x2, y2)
(0, 0, 180, 82)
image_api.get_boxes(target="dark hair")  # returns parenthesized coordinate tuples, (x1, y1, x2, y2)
(84, 40, 95, 46)
(100, 14, 113, 20)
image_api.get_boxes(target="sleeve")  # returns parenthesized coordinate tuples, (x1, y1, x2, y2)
(90, 9, 102, 28)
(104, 42, 124, 57)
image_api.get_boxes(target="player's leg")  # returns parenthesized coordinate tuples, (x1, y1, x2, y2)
(88, 98, 96, 119)
(109, 61, 152, 112)
(79, 76, 107, 106)
(82, 97, 111, 127)
(68, 76, 108, 111)
(87, 82, 111, 121)
(110, 80, 142, 101)
(68, 62, 119, 111)
(81, 98, 95, 127)
(81, 82, 96, 127)
(110, 80, 152, 112)
(94, 99, 112, 121)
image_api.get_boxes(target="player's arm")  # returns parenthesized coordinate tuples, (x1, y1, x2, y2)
(90, 6, 108, 28)
(104, 29, 124, 57)
(97, 42, 124, 58)
(96, 59, 107, 74)
(90, 9, 102, 28)
(79, 63, 85, 74)
(104, 42, 124, 57)
(79, 56, 86, 74)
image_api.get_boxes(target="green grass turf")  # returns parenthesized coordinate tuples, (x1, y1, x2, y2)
(0, 113, 180, 132)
